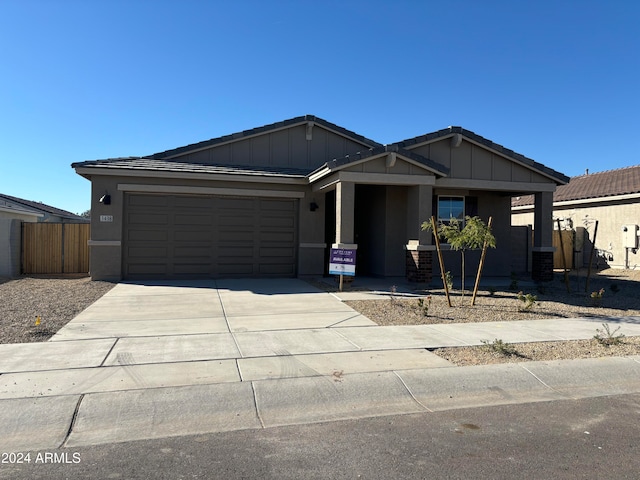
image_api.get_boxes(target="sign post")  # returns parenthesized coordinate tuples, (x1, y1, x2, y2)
(329, 248, 356, 291)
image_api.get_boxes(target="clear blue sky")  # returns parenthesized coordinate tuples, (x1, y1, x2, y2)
(1, 0, 638, 215)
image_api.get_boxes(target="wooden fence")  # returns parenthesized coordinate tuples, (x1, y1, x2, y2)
(22, 223, 90, 274)
(553, 229, 574, 269)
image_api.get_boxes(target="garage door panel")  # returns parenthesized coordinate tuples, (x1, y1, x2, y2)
(217, 246, 254, 256)
(128, 213, 169, 225)
(218, 233, 255, 243)
(261, 232, 296, 242)
(128, 247, 168, 258)
(173, 264, 212, 274)
(172, 196, 213, 208)
(261, 216, 295, 228)
(219, 216, 256, 227)
(174, 214, 214, 226)
(128, 264, 168, 275)
(127, 230, 169, 242)
(174, 247, 213, 257)
(261, 199, 295, 211)
(129, 195, 169, 207)
(217, 197, 255, 209)
(174, 231, 213, 242)
(124, 193, 297, 279)
(259, 247, 295, 257)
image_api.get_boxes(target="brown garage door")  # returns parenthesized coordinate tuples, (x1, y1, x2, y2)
(123, 193, 297, 278)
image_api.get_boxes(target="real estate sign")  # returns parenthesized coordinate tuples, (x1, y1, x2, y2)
(329, 248, 356, 276)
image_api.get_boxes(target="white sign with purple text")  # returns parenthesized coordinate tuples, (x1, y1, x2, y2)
(329, 248, 356, 276)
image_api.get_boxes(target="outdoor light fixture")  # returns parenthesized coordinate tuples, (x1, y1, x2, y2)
(99, 193, 111, 205)
(310, 201, 319, 212)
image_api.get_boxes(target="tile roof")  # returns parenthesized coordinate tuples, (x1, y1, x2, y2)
(394, 126, 570, 184)
(311, 144, 449, 177)
(73, 116, 569, 188)
(0, 193, 85, 220)
(149, 115, 383, 159)
(72, 157, 313, 178)
(511, 165, 640, 207)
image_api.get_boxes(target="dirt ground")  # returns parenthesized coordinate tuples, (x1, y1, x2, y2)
(0, 276, 115, 344)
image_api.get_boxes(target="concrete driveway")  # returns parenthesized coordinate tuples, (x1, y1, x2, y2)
(1, 278, 640, 451)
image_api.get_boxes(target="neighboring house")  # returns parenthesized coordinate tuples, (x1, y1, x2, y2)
(72, 115, 568, 282)
(0, 194, 88, 277)
(512, 165, 640, 270)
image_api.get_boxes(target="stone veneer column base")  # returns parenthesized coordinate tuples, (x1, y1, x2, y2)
(532, 250, 554, 282)
(406, 250, 433, 283)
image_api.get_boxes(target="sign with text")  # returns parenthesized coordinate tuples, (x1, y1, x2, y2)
(329, 248, 356, 276)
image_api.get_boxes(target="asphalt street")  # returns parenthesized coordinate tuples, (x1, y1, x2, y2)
(3, 393, 639, 480)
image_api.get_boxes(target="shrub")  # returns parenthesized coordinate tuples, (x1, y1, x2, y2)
(481, 338, 518, 356)
(417, 296, 432, 316)
(593, 323, 625, 347)
(517, 291, 537, 311)
(444, 271, 453, 291)
(589, 288, 605, 307)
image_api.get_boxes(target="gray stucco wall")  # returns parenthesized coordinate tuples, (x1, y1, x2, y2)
(0, 212, 39, 277)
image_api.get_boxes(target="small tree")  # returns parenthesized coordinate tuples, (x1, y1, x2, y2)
(422, 216, 496, 296)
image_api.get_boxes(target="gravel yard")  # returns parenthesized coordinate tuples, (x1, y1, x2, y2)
(341, 268, 640, 365)
(0, 276, 115, 344)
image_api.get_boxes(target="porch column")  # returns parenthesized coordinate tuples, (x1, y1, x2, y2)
(532, 191, 555, 281)
(334, 181, 356, 247)
(405, 185, 435, 283)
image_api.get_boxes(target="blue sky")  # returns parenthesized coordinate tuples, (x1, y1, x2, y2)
(1, 0, 638, 215)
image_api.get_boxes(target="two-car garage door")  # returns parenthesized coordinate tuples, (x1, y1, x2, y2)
(123, 193, 297, 279)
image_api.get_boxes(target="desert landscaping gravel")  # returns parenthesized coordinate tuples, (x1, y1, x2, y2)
(0, 276, 114, 344)
(342, 269, 640, 365)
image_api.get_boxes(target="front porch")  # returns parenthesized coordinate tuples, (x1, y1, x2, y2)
(309, 144, 558, 284)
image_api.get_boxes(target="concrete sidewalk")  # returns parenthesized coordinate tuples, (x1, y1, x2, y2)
(1, 278, 639, 451)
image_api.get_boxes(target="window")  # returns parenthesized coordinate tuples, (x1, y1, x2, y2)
(437, 196, 465, 223)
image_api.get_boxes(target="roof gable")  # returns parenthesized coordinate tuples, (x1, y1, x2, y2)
(149, 115, 382, 160)
(312, 145, 448, 177)
(394, 126, 569, 185)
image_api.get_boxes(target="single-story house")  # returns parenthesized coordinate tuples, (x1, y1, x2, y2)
(0, 194, 88, 277)
(512, 165, 640, 270)
(72, 115, 569, 282)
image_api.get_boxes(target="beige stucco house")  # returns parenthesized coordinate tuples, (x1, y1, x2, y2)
(72, 115, 568, 282)
(512, 165, 640, 270)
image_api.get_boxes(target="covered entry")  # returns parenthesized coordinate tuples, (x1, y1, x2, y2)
(123, 193, 297, 279)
